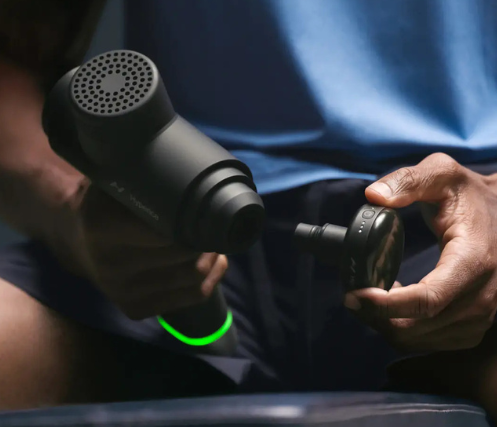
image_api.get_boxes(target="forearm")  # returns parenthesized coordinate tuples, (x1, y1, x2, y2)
(0, 60, 88, 268)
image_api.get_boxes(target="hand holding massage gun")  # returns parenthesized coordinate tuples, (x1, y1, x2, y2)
(42, 50, 266, 356)
(294, 205, 405, 292)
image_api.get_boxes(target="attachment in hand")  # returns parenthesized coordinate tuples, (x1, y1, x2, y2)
(294, 204, 404, 291)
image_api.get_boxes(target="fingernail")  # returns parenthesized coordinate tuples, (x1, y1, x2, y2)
(344, 293, 361, 311)
(368, 182, 393, 199)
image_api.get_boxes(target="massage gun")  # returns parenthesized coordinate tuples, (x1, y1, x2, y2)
(42, 50, 265, 356)
(294, 205, 405, 291)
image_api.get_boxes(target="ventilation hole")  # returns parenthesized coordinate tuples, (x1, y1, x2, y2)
(106, 92, 111, 96)
(123, 65, 127, 69)
(125, 91, 130, 96)
(108, 110, 112, 113)
(101, 74, 106, 78)
(114, 52, 119, 56)
(133, 76, 138, 80)
(127, 59, 132, 63)
(82, 77, 88, 82)
(116, 102, 121, 106)
(120, 88, 125, 92)
(121, 52, 126, 56)
(115, 109, 120, 112)
(82, 103, 87, 108)
(119, 95, 124, 99)
(101, 103, 106, 108)
(140, 94, 145, 98)
(102, 67, 107, 71)
(86, 72, 91, 76)
(135, 89, 140, 93)
(123, 73, 128, 77)
(74, 89, 79, 94)
(138, 84, 143, 88)
(97, 79, 102, 84)
(130, 95, 135, 99)
(83, 94, 88, 99)
(88, 107, 93, 111)
(99, 97, 104, 101)
(108, 71, 113, 75)
(121, 58, 125, 62)
(98, 62, 103, 67)
(96, 70, 101, 75)
(111, 97, 117, 102)
(89, 85, 94, 90)
(90, 91, 95, 95)
(94, 102, 99, 106)
(75, 95, 80, 99)
(125, 77, 130, 81)
(75, 79, 80, 83)
(105, 98, 110, 102)
(123, 99, 128, 103)
(109, 104, 114, 108)
(127, 52, 132, 57)
(101, 110, 105, 113)
(146, 83, 151, 87)
(125, 82, 130, 87)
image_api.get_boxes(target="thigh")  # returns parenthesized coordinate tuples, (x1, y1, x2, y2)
(0, 276, 128, 409)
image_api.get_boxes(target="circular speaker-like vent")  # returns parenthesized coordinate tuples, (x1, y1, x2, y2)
(70, 50, 155, 116)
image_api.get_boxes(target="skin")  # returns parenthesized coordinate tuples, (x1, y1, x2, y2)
(0, 0, 228, 408)
(1, 0, 497, 416)
(345, 153, 497, 417)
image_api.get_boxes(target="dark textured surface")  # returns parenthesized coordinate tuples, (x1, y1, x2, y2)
(0, 393, 491, 427)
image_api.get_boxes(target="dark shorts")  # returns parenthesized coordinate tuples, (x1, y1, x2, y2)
(0, 170, 493, 396)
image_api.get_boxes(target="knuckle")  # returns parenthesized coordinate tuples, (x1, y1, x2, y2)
(423, 286, 445, 318)
(218, 255, 229, 272)
(393, 167, 419, 192)
(426, 153, 461, 173)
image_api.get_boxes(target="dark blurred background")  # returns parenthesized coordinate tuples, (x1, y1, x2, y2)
(0, 0, 124, 249)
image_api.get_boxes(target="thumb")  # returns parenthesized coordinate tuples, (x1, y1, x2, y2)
(365, 153, 467, 208)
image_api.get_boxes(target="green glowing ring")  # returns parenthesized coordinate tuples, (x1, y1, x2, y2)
(157, 311, 233, 346)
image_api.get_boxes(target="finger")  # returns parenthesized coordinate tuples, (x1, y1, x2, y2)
(196, 253, 219, 275)
(201, 255, 228, 296)
(347, 240, 478, 319)
(365, 153, 468, 208)
(390, 319, 488, 353)
(391, 281, 403, 289)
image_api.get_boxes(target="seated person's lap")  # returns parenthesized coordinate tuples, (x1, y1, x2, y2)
(0, 178, 442, 400)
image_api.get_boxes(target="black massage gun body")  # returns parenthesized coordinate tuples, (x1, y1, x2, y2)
(42, 50, 266, 356)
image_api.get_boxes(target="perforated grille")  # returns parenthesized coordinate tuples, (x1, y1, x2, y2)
(71, 51, 154, 115)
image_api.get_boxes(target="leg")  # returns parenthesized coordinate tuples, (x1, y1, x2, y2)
(0, 276, 134, 409)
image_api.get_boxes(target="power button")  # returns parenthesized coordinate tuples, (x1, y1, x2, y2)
(362, 210, 375, 219)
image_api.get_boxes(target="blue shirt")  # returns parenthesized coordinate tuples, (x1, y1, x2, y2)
(125, 0, 497, 194)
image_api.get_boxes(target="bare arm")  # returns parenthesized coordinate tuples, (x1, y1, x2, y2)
(0, 0, 106, 270)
